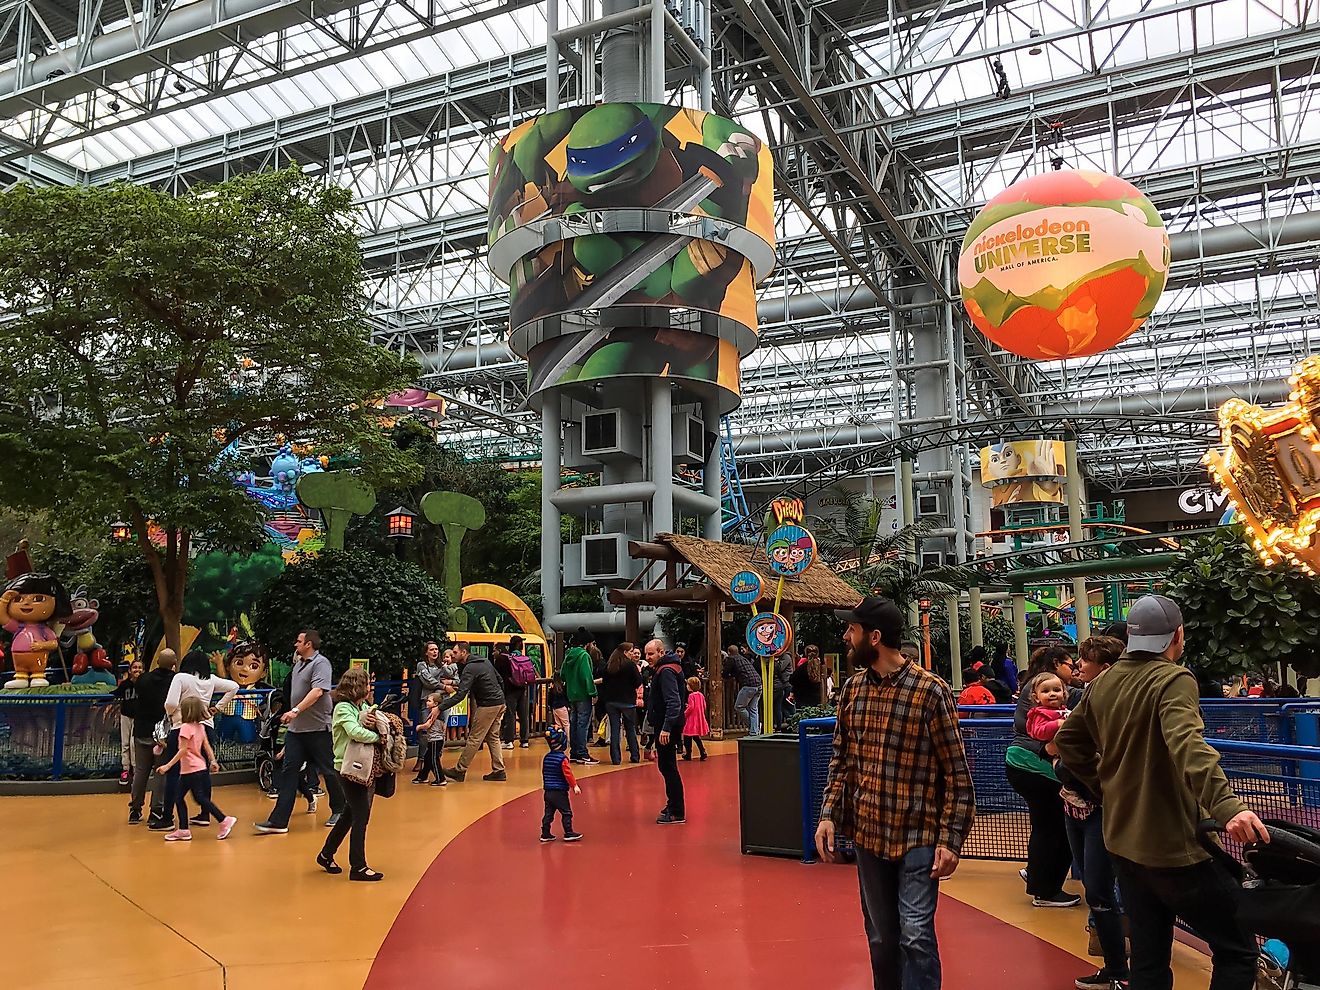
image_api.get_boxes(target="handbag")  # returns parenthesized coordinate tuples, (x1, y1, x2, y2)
(152, 715, 171, 745)
(340, 736, 376, 786)
(375, 772, 396, 798)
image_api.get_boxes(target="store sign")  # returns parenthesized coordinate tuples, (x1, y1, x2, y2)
(1176, 488, 1230, 517)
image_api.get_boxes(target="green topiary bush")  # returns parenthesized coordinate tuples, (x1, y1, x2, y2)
(251, 549, 447, 678)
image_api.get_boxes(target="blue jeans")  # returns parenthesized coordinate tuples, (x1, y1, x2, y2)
(569, 699, 593, 760)
(606, 702, 639, 764)
(1065, 808, 1128, 980)
(734, 685, 761, 735)
(856, 845, 941, 990)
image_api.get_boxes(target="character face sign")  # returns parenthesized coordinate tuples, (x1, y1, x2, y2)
(745, 612, 790, 657)
(766, 525, 815, 577)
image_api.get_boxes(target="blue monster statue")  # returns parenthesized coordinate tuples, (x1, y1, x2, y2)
(270, 445, 301, 494)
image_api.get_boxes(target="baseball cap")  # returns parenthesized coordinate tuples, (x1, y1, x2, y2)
(835, 596, 905, 640)
(1125, 595, 1183, 653)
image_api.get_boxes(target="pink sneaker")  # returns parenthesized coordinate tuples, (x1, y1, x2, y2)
(217, 816, 237, 840)
(164, 829, 192, 841)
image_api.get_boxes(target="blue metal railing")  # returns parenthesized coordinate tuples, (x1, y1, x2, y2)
(799, 716, 1320, 864)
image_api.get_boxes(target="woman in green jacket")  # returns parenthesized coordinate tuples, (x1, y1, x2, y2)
(317, 667, 383, 881)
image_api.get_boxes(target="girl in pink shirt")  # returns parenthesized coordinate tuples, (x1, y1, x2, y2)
(157, 696, 237, 841)
(682, 677, 709, 761)
(1025, 673, 1070, 742)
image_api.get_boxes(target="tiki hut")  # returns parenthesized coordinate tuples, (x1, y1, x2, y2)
(607, 532, 862, 737)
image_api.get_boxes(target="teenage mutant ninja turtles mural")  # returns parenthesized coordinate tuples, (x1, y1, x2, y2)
(488, 103, 774, 249)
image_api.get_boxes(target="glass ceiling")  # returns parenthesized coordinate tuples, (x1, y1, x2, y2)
(2, 0, 1314, 477)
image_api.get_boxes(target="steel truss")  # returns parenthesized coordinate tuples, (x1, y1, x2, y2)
(1, 0, 1315, 493)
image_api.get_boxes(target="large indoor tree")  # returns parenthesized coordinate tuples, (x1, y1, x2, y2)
(0, 168, 418, 651)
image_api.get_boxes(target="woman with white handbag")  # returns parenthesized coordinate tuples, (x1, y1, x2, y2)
(317, 667, 384, 882)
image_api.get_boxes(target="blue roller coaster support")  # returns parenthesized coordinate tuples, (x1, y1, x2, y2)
(720, 417, 757, 541)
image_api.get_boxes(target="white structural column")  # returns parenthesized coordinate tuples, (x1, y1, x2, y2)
(541, 402, 563, 630)
(1064, 439, 1092, 642)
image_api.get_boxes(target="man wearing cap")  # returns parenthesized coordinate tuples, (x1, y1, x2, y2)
(1055, 594, 1269, 990)
(816, 596, 975, 990)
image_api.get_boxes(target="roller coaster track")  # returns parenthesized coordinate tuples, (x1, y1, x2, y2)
(976, 523, 1183, 550)
(781, 413, 1218, 503)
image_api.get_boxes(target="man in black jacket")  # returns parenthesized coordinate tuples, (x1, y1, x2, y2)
(645, 638, 686, 824)
(439, 645, 508, 782)
(131, 649, 177, 827)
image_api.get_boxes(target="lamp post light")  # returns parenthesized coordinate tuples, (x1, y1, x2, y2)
(110, 520, 132, 544)
(385, 506, 416, 557)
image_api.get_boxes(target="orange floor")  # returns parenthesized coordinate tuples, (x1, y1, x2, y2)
(6, 743, 1214, 989)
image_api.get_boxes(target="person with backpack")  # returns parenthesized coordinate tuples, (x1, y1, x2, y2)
(645, 638, 687, 825)
(496, 635, 537, 750)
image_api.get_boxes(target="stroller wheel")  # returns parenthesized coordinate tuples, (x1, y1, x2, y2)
(256, 756, 274, 793)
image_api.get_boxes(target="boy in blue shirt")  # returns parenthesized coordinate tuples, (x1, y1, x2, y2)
(541, 727, 582, 843)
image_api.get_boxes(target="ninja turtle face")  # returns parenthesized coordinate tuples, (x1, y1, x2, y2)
(566, 105, 662, 194)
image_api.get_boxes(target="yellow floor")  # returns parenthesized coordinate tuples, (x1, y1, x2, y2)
(6, 744, 1212, 989)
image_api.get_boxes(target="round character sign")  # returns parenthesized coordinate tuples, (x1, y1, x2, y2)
(729, 570, 763, 606)
(745, 611, 791, 658)
(766, 524, 816, 577)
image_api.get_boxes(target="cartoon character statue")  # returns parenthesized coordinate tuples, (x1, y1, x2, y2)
(64, 587, 111, 677)
(1, 573, 74, 689)
(269, 444, 302, 493)
(216, 640, 269, 743)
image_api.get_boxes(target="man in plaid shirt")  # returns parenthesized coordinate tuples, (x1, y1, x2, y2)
(816, 596, 975, 990)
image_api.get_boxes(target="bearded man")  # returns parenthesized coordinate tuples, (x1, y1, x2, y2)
(815, 596, 975, 990)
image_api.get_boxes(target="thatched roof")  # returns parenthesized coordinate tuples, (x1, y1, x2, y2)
(656, 533, 863, 611)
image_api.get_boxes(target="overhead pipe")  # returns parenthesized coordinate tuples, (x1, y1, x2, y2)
(0, 0, 354, 95)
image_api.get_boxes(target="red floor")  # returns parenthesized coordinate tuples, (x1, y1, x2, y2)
(367, 754, 1093, 990)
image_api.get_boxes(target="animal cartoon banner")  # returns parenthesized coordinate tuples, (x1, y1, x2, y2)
(488, 103, 775, 258)
(979, 439, 1067, 507)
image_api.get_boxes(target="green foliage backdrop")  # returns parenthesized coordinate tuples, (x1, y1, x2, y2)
(1164, 525, 1320, 679)
(252, 549, 448, 678)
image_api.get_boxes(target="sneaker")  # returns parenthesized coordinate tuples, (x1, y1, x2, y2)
(148, 818, 176, 832)
(190, 814, 210, 827)
(412, 777, 427, 784)
(217, 816, 237, 840)
(253, 820, 289, 834)
(1075, 972, 1120, 990)
(325, 813, 341, 828)
(128, 809, 142, 825)
(164, 829, 192, 841)
(520, 741, 530, 748)
(307, 793, 319, 815)
(1019, 867, 1029, 884)
(430, 780, 446, 787)
(656, 811, 686, 825)
(540, 834, 556, 843)
(119, 770, 130, 786)
(483, 770, 507, 781)
(266, 790, 279, 799)
(1033, 892, 1082, 908)
(500, 742, 515, 750)
(563, 831, 583, 842)
(580, 757, 600, 766)
(443, 767, 466, 782)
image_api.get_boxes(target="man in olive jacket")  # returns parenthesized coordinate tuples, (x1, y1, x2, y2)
(1055, 595, 1269, 990)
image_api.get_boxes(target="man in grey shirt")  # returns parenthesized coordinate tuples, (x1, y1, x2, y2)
(255, 630, 346, 833)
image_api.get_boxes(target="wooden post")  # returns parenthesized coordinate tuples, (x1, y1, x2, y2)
(705, 594, 724, 739)
(626, 604, 639, 646)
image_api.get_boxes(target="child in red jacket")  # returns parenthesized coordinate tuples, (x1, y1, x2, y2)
(1025, 672, 1070, 742)
(682, 677, 708, 761)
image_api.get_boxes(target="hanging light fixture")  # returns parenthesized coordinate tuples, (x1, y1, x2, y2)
(1028, 29, 1044, 55)
(385, 506, 417, 540)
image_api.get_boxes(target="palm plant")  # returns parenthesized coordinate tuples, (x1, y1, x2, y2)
(812, 490, 982, 614)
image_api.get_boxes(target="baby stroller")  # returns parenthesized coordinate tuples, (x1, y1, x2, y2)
(1198, 820, 1320, 989)
(254, 693, 282, 794)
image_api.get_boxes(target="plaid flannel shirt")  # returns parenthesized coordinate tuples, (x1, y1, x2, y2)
(820, 661, 976, 859)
